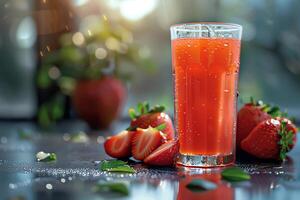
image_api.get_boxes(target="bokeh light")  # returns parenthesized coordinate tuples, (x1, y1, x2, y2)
(95, 48, 108, 59)
(72, 32, 85, 46)
(72, 0, 89, 6)
(16, 17, 37, 49)
(106, 0, 158, 21)
(105, 37, 120, 51)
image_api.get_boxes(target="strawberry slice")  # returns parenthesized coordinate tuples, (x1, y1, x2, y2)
(144, 140, 179, 166)
(104, 130, 134, 159)
(132, 126, 166, 161)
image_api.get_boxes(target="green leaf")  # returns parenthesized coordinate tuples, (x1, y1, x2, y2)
(278, 121, 294, 161)
(221, 167, 251, 182)
(93, 182, 129, 196)
(38, 153, 57, 162)
(186, 179, 217, 192)
(126, 125, 138, 131)
(137, 102, 144, 115)
(51, 100, 64, 121)
(45, 153, 57, 161)
(250, 96, 255, 105)
(249, 97, 289, 119)
(100, 160, 135, 173)
(37, 66, 52, 89)
(100, 160, 127, 170)
(143, 101, 150, 113)
(38, 104, 51, 128)
(105, 166, 136, 173)
(18, 129, 33, 140)
(149, 105, 165, 113)
(137, 101, 149, 115)
(128, 108, 137, 120)
(155, 123, 166, 131)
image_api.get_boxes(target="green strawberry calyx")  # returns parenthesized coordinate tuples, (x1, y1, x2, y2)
(128, 101, 165, 120)
(249, 97, 289, 118)
(278, 121, 294, 161)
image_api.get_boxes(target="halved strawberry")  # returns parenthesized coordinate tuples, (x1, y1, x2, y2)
(128, 102, 175, 140)
(131, 126, 166, 161)
(104, 130, 134, 159)
(144, 140, 179, 166)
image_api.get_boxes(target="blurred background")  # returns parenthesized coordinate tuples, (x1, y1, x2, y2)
(1, 0, 300, 128)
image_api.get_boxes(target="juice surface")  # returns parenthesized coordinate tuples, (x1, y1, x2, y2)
(172, 38, 241, 155)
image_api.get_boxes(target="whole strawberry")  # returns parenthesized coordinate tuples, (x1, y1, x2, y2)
(128, 102, 175, 140)
(237, 98, 287, 149)
(241, 118, 297, 160)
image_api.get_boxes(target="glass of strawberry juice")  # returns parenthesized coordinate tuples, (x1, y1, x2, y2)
(170, 23, 242, 167)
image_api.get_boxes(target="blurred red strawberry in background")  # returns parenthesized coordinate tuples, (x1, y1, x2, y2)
(72, 76, 126, 129)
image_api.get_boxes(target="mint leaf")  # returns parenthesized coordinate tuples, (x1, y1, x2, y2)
(93, 182, 129, 196)
(100, 160, 135, 173)
(18, 129, 32, 140)
(186, 179, 217, 192)
(37, 152, 57, 162)
(43, 153, 57, 162)
(221, 167, 251, 182)
(105, 166, 135, 173)
(100, 160, 127, 170)
(155, 123, 166, 131)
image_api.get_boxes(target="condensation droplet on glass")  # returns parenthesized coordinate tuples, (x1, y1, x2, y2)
(224, 43, 228, 47)
(224, 89, 229, 93)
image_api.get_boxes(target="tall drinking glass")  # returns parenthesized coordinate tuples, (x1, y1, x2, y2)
(170, 23, 242, 167)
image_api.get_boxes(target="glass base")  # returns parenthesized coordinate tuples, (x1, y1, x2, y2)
(177, 153, 234, 168)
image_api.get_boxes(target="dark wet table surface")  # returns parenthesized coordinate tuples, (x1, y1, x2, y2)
(0, 120, 300, 200)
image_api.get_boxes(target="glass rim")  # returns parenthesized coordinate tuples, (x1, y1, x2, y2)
(170, 22, 242, 32)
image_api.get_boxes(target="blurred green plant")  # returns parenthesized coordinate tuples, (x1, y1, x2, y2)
(37, 18, 155, 127)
